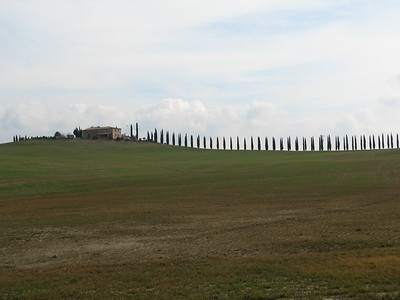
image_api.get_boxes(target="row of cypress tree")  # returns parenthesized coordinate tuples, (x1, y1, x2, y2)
(146, 130, 400, 151)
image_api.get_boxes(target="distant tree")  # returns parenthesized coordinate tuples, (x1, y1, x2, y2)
(160, 129, 164, 144)
(354, 136, 357, 151)
(216, 137, 219, 150)
(172, 132, 176, 145)
(382, 133, 385, 149)
(154, 129, 158, 143)
(178, 133, 182, 146)
(378, 135, 381, 149)
(190, 135, 193, 148)
(258, 137, 261, 150)
(13, 136, 15, 142)
(147, 131, 150, 141)
(303, 137, 307, 151)
(280, 138, 284, 151)
(210, 137, 213, 149)
(295, 137, 299, 151)
(197, 135, 200, 148)
(372, 135, 376, 150)
(223, 137, 226, 150)
(135, 123, 139, 140)
(387, 134, 390, 149)
(130, 124, 133, 138)
(346, 135, 349, 151)
(272, 137, 276, 151)
(287, 136, 291, 151)
(369, 136, 372, 150)
(397, 134, 399, 148)
(184, 134, 188, 147)
(251, 137, 254, 151)
(167, 131, 171, 145)
(237, 136, 240, 150)
(265, 137, 268, 151)
(230, 137, 233, 150)
(327, 135, 332, 151)
(244, 137, 247, 150)
(203, 136, 206, 149)
(391, 133, 394, 149)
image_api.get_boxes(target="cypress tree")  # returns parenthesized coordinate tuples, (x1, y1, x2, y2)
(372, 135, 375, 150)
(166, 131, 169, 145)
(311, 137, 315, 151)
(230, 137, 233, 150)
(280, 138, 284, 151)
(130, 124, 133, 138)
(217, 137, 220, 150)
(391, 133, 394, 149)
(295, 137, 299, 151)
(378, 135, 381, 149)
(303, 137, 307, 151)
(172, 133, 176, 146)
(210, 137, 213, 149)
(244, 137, 247, 150)
(184, 134, 188, 147)
(287, 137, 291, 151)
(197, 135, 200, 148)
(382, 134, 385, 148)
(397, 134, 399, 148)
(369, 136, 372, 150)
(203, 136, 207, 149)
(223, 137, 226, 150)
(160, 129, 164, 144)
(272, 137, 276, 151)
(154, 129, 158, 143)
(136, 123, 139, 140)
(190, 135, 193, 148)
(387, 134, 390, 149)
(147, 131, 150, 141)
(251, 137, 254, 150)
(237, 136, 240, 150)
(265, 137, 268, 151)
(258, 137, 261, 150)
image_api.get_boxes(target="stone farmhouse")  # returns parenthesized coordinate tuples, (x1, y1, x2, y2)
(82, 126, 122, 140)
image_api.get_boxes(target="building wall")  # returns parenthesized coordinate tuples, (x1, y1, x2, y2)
(82, 127, 122, 139)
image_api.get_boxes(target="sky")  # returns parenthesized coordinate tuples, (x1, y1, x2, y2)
(1, 0, 400, 144)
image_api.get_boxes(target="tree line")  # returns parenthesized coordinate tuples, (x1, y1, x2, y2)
(145, 129, 400, 152)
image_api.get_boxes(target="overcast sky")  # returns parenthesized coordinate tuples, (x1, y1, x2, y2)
(1, 0, 400, 144)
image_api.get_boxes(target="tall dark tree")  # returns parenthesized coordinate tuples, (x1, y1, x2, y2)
(265, 137, 269, 151)
(166, 131, 170, 145)
(197, 135, 200, 148)
(311, 137, 315, 151)
(346, 135, 349, 151)
(172, 133, 176, 146)
(190, 135, 193, 148)
(397, 134, 399, 148)
(184, 134, 188, 147)
(363, 135, 367, 150)
(251, 137, 254, 150)
(303, 137, 307, 151)
(295, 137, 299, 151)
(387, 134, 390, 149)
(244, 137, 247, 150)
(369, 136, 372, 150)
(382, 133, 385, 149)
(203, 136, 207, 149)
(223, 137, 226, 150)
(216, 137, 220, 150)
(230, 137, 233, 150)
(154, 129, 158, 143)
(237, 136, 240, 150)
(258, 137, 261, 150)
(391, 133, 394, 149)
(378, 135, 381, 149)
(372, 135, 376, 150)
(210, 137, 213, 149)
(135, 123, 139, 140)
(147, 131, 150, 141)
(280, 137, 284, 151)
(272, 137, 276, 151)
(160, 129, 164, 144)
(287, 136, 291, 151)
(327, 135, 332, 151)
(130, 124, 133, 138)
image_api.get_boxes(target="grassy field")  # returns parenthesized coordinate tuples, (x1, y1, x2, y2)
(1, 139, 400, 299)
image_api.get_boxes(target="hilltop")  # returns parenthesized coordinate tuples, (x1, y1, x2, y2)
(1, 139, 400, 299)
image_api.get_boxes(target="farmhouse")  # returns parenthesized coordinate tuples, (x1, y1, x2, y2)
(82, 126, 122, 140)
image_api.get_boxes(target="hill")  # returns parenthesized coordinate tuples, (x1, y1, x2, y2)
(1, 139, 400, 299)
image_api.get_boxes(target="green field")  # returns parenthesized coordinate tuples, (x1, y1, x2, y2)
(1, 139, 400, 299)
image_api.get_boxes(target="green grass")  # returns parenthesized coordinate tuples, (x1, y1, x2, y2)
(1, 139, 400, 299)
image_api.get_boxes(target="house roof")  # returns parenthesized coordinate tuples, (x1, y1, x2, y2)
(83, 126, 121, 131)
